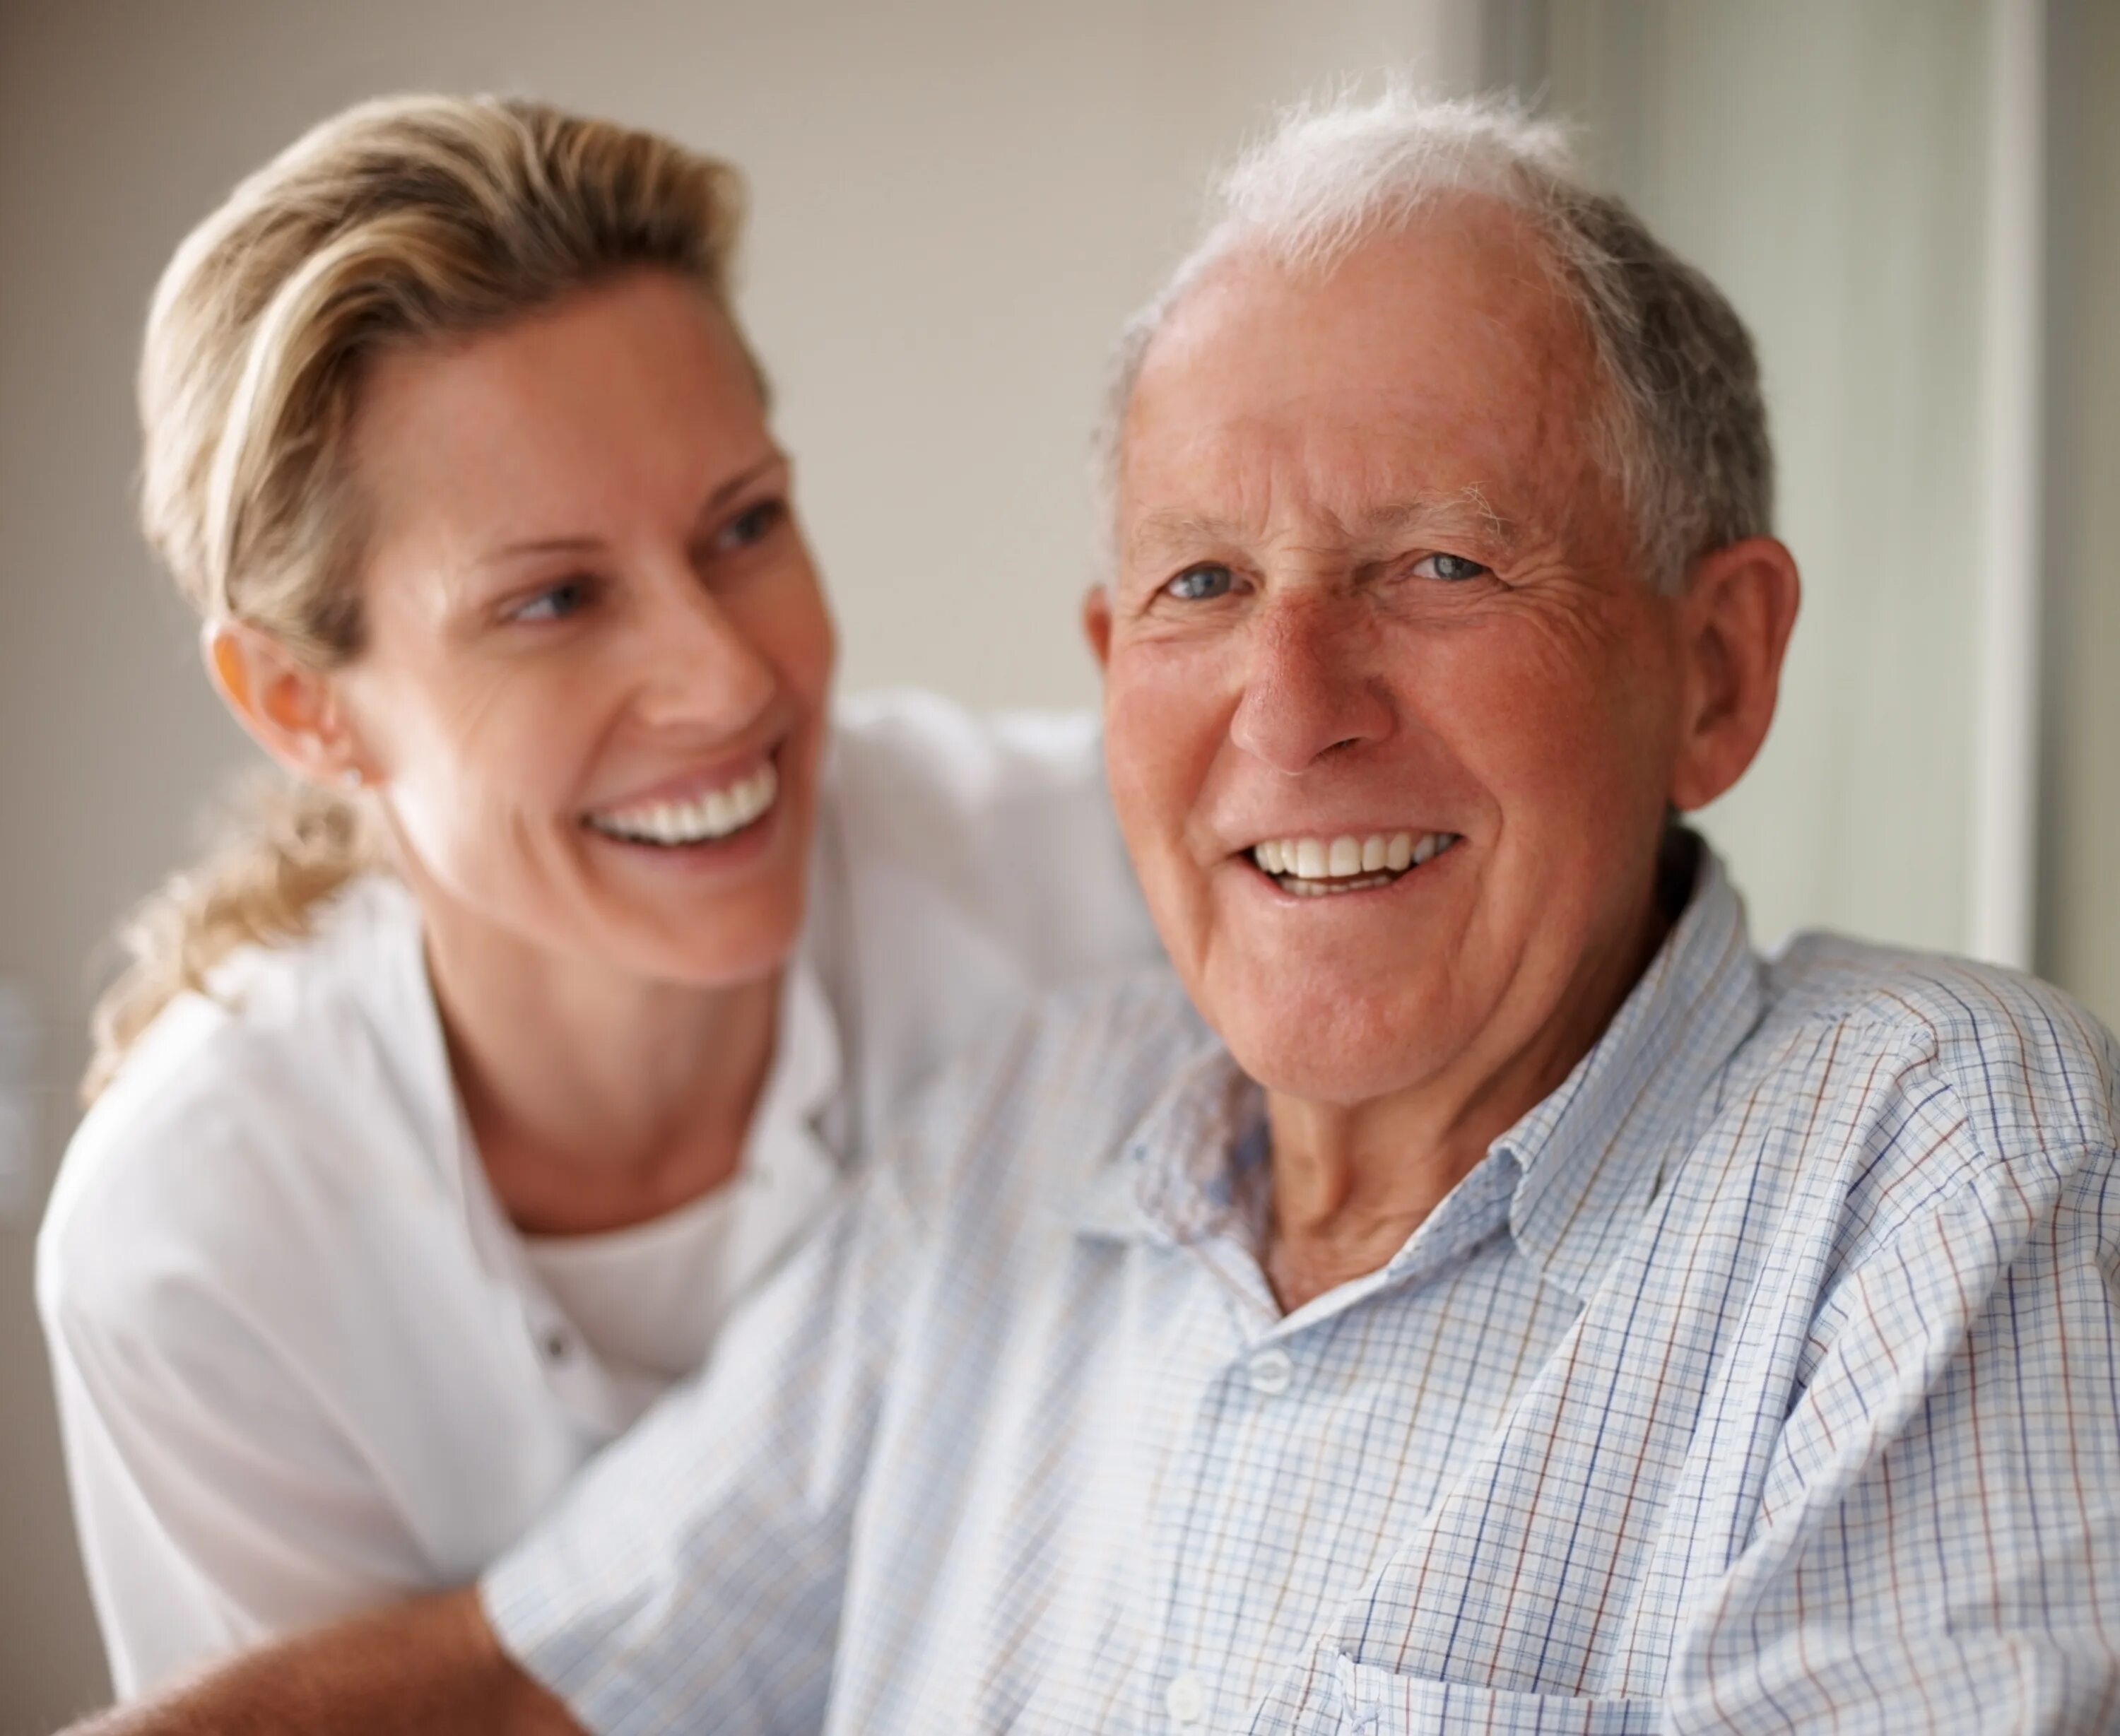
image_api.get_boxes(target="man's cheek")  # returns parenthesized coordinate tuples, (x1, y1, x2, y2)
(1103, 682, 1186, 815)
(1102, 758, 1179, 897)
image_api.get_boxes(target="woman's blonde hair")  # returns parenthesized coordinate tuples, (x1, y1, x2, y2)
(87, 93, 753, 1100)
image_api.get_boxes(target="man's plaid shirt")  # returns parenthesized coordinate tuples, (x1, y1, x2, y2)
(488, 849, 2120, 1733)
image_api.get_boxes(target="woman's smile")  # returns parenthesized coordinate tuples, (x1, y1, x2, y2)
(584, 757, 780, 847)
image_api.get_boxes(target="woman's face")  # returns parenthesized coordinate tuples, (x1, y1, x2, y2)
(331, 268, 835, 989)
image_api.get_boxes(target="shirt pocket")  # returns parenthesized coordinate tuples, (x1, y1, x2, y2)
(1338, 1658, 1662, 1735)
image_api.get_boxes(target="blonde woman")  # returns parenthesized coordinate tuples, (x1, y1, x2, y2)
(35, 95, 1156, 1698)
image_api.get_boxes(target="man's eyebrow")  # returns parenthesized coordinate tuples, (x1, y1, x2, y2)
(478, 452, 787, 566)
(1126, 488, 1525, 557)
(1126, 509, 1235, 555)
(1355, 487, 1521, 546)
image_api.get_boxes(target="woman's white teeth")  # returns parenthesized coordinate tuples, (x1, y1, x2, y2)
(591, 763, 777, 845)
(1252, 829, 1456, 891)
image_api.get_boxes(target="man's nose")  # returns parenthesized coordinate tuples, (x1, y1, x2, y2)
(1227, 591, 1394, 773)
(631, 570, 778, 734)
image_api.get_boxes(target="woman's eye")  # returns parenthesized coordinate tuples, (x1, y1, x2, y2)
(506, 578, 592, 623)
(712, 499, 786, 553)
(1162, 563, 1235, 602)
(1411, 551, 1490, 583)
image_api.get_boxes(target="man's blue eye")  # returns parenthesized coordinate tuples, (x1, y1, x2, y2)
(1165, 563, 1234, 602)
(510, 579, 591, 622)
(1414, 552, 1490, 582)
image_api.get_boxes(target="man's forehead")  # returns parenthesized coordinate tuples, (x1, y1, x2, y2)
(1149, 203, 1582, 377)
(1116, 213, 1603, 551)
(1116, 365, 1584, 562)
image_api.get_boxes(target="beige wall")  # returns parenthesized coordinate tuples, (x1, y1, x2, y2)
(2038, 0, 2120, 1036)
(1542, 0, 1996, 960)
(0, 1, 1477, 1720)
(1538, 0, 2120, 1020)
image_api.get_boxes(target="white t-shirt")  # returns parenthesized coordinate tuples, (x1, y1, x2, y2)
(519, 962, 845, 1405)
(37, 690, 1161, 1697)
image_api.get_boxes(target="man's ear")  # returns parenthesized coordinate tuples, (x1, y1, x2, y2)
(1667, 537, 1801, 813)
(204, 622, 370, 789)
(1081, 583, 1114, 671)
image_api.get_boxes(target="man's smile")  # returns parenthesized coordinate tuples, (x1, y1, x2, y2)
(1246, 829, 1460, 895)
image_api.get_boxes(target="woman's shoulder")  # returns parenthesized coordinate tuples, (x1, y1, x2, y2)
(818, 688, 1160, 982)
(40, 875, 447, 1323)
(825, 686, 1110, 822)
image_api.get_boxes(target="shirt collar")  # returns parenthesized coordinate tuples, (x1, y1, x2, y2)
(1069, 1010, 1240, 1244)
(1498, 837, 1765, 1303)
(389, 873, 847, 1267)
(399, 882, 849, 1436)
(748, 954, 847, 1172)
(1073, 838, 1766, 1309)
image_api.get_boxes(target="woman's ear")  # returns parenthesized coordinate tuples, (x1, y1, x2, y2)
(1667, 537, 1801, 813)
(203, 623, 369, 789)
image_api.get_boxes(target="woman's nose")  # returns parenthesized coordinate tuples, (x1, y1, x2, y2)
(1226, 591, 1394, 773)
(631, 577, 778, 735)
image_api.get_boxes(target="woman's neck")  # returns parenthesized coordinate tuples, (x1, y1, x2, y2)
(417, 891, 782, 1239)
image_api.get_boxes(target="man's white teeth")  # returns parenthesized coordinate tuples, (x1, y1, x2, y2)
(1252, 829, 1456, 890)
(589, 763, 777, 846)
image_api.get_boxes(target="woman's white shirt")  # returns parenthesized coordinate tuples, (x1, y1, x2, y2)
(37, 691, 1162, 1697)
(519, 965, 845, 1405)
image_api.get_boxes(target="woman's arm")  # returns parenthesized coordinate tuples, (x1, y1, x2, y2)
(40, 1244, 428, 1694)
(61, 1590, 581, 1736)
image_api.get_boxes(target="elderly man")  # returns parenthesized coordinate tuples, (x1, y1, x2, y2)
(80, 90, 2120, 1736)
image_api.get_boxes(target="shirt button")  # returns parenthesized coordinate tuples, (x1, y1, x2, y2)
(1247, 1347, 1294, 1396)
(1165, 1670, 1207, 1726)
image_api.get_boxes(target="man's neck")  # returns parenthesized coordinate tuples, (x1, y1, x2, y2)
(417, 888, 782, 1239)
(1262, 868, 1677, 1313)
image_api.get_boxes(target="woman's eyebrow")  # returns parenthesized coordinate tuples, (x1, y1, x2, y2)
(480, 533, 603, 566)
(475, 453, 789, 567)
(690, 452, 787, 531)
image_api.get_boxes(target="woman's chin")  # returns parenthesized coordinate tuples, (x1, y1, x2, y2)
(611, 884, 806, 990)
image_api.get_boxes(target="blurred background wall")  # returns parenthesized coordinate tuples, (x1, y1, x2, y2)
(0, 0, 2112, 1725)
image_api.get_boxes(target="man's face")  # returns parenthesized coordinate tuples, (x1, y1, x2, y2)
(1095, 203, 1695, 1109)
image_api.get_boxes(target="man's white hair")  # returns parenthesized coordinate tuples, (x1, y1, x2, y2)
(1097, 85, 1774, 593)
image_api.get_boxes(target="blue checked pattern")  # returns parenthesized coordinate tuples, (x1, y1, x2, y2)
(484, 849, 2120, 1733)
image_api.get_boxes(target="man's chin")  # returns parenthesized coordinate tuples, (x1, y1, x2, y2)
(1215, 1006, 1452, 1110)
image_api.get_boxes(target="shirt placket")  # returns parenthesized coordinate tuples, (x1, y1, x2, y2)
(1138, 1231, 1377, 1734)
(1137, 1145, 1532, 1732)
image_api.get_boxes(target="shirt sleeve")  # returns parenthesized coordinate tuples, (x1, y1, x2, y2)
(480, 1106, 932, 1736)
(1662, 1140, 2120, 1734)
(39, 1264, 425, 1697)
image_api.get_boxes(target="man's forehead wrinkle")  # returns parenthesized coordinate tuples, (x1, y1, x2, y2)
(1125, 460, 1534, 566)
(1121, 425, 1294, 557)
(1116, 226, 1618, 571)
